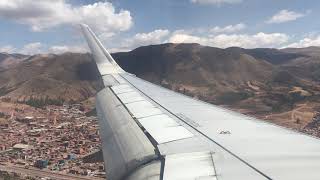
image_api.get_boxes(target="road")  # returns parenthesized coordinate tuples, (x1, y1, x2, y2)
(0, 164, 105, 180)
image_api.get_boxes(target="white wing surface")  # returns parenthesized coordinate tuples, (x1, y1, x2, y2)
(80, 24, 320, 180)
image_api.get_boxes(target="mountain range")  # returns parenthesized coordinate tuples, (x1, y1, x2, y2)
(2, 43, 320, 130)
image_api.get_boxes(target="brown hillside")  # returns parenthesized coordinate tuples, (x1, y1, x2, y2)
(0, 53, 102, 102)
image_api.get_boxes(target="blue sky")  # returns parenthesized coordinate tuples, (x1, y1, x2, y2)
(0, 0, 319, 54)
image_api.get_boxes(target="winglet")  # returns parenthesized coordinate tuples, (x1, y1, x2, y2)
(80, 24, 124, 75)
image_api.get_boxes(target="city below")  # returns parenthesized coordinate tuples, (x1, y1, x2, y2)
(0, 98, 105, 179)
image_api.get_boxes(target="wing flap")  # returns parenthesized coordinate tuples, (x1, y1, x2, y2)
(96, 88, 158, 180)
(164, 151, 217, 180)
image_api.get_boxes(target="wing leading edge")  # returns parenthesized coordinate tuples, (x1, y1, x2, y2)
(80, 24, 320, 180)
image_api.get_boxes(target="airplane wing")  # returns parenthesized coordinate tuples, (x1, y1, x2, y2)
(80, 24, 320, 180)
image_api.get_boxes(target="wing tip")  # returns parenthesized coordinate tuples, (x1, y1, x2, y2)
(80, 23, 125, 74)
(80, 23, 88, 27)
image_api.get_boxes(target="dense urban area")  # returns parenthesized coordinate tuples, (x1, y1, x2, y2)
(0, 97, 105, 179)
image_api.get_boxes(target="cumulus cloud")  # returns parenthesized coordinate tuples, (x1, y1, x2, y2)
(0, 45, 16, 53)
(20, 42, 43, 55)
(267, 9, 307, 24)
(48, 45, 88, 54)
(210, 23, 246, 33)
(169, 34, 203, 44)
(191, 0, 242, 5)
(109, 26, 289, 51)
(169, 32, 289, 48)
(0, 0, 133, 36)
(115, 24, 246, 51)
(105, 29, 170, 52)
(107, 47, 131, 53)
(122, 29, 170, 49)
(0, 43, 88, 55)
(285, 36, 320, 48)
(0, 43, 43, 54)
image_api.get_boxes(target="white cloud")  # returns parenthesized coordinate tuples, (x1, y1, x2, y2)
(4, 30, 289, 55)
(107, 47, 131, 53)
(122, 29, 170, 49)
(0, 45, 16, 53)
(106, 29, 170, 52)
(267, 9, 307, 24)
(169, 34, 203, 44)
(285, 36, 320, 48)
(0, 0, 133, 36)
(109, 26, 288, 51)
(210, 23, 246, 33)
(1, 31, 291, 55)
(20, 42, 43, 55)
(191, 0, 242, 5)
(48, 45, 87, 54)
(1, 43, 88, 55)
(169, 32, 289, 48)
(75, 2, 132, 36)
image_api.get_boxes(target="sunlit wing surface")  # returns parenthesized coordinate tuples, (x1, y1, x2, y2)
(80, 24, 320, 180)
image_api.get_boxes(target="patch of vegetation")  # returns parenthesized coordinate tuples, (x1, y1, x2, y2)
(288, 91, 306, 102)
(0, 170, 34, 180)
(0, 87, 9, 96)
(272, 70, 298, 85)
(216, 91, 253, 104)
(262, 91, 307, 112)
(85, 108, 97, 117)
(1, 97, 11, 102)
(24, 96, 65, 108)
